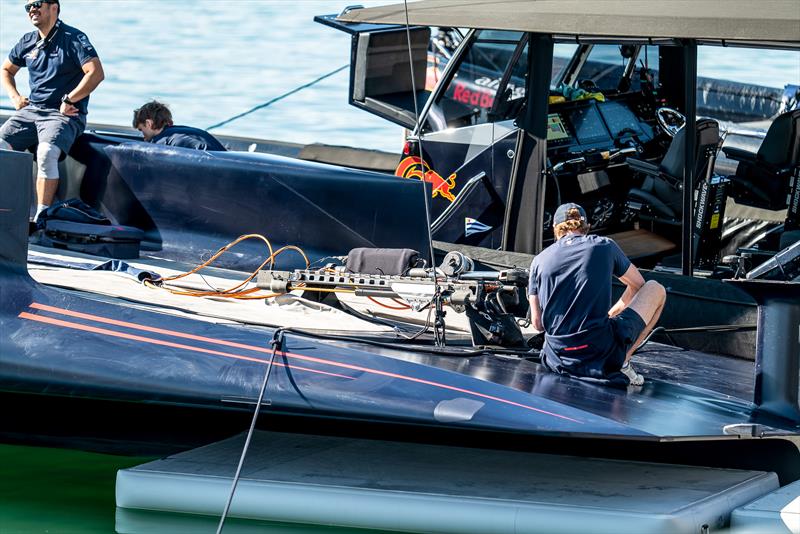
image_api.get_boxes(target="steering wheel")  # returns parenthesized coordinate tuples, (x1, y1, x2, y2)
(656, 107, 686, 137)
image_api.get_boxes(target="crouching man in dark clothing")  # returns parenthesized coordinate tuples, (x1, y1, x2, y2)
(528, 203, 666, 386)
(132, 100, 225, 151)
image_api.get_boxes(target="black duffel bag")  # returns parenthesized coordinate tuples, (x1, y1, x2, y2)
(36, 198, 144, 259)
(345, 247, 421, 276)
(37, 198, 110, 227)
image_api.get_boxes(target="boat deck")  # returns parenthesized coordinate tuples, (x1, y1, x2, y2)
(28, 243, 758, 402)
(26, 245, 395, 334)
(634, 342, 754, 400)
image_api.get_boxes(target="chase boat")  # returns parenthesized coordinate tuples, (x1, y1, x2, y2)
(0, 2, 800, 531)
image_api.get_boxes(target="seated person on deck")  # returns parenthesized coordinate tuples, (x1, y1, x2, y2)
(132, 100, 225, 151)
(528, 203, 666, 386)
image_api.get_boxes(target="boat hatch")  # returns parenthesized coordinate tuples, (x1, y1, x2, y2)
(315, 13, 430, 129)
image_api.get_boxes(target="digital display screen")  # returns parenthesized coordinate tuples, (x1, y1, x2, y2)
(547, 114, 570, 142)
(598, 101, 642, 139)
(568, 105, 611, 145)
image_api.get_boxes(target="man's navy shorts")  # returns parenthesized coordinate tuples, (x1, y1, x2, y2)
(0, 106, 86, 156)
(610, 307, 647, 357)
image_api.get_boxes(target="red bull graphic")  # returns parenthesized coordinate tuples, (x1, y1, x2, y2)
(395, 156, 458, 202)
(451, 82, 495, 109)
(447, 78, 524, 110)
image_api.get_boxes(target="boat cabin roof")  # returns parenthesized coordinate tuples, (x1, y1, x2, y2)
(337, 0, 800, 48)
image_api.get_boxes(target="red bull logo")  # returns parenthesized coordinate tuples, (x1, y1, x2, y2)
(395, 156, 457, 203)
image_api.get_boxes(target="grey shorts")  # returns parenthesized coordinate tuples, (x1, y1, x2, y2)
(0, 106, 86, 156)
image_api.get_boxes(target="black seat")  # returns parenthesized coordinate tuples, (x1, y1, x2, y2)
(627, 118, 721, 222)
(723, 110, 800, 210)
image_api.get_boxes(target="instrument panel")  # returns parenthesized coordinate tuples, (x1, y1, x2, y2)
(546, 97, 655, 153)
(543, 96, 658, 234)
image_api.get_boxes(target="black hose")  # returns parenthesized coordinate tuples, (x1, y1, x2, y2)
(634, 323, 757, 355)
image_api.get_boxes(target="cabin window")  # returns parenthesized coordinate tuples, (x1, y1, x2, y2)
(487, 40, 530, 123)
(428, 34, 581, 130)
(627, 45, 659, 93)
(694, 46, 798, 258)
(490, 43, 582, 123)
(551, 44, 579, 88)
(696, 46, 799, 124)
(573, 44, 656, 93)
(427, 30, 524, 130)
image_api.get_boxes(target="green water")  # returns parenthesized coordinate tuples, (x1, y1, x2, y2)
(0, 444, 151, 533)
(0, 444, 399, 534)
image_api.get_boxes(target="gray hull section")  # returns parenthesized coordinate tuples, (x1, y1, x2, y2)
(116, 431, 778, 534)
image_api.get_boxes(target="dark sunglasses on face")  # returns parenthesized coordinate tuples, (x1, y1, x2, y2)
(24, 0, 55, 13)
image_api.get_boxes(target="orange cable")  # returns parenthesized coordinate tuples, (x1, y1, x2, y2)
(367, 296, 412, 310)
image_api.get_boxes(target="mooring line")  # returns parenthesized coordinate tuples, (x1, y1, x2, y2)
(206, 65, 347, 131)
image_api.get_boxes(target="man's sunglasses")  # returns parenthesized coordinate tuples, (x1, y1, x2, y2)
(24, 0, 56, 13)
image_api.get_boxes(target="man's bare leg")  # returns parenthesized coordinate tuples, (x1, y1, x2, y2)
(625, 280, 666, 362)
(36, 176, 59, 206)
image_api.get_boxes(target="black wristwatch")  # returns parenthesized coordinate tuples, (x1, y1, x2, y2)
(61, 94, 74, 105)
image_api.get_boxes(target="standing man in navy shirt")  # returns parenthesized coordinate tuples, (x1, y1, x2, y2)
(0, 0, 104, 220)
(132, 100, 226, 151)
(528, 203, 666, 386)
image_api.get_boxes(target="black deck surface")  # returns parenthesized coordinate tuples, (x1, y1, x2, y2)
(633, 342, 754, 401)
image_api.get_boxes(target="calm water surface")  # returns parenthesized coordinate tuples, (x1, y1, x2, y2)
(0, 0, 404, 151)
(0, 444, 151, 533)
(0, 443, 405, 532)
(1, 0, 797, 152)
(0, 2, 798, 532)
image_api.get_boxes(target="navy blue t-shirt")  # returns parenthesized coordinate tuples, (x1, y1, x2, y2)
(9, 21, 98, 115)
(150, 126, 226, 151)
(529, 234, 630, 335)
(529, 234, 632, 378)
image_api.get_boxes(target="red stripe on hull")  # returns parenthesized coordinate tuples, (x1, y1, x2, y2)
(22, 303, 582, 423)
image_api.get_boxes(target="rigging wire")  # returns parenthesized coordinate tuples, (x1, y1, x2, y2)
(216, 328, 284, 534)
(403, 0, 446, 346)
(206, 64, 348, 131)
(272, 324, 499, 358)
(406, 305, 435, 341)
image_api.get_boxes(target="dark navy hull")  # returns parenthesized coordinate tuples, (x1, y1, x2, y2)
(1, 265, 793, 444)
(70, 134, 431, 272)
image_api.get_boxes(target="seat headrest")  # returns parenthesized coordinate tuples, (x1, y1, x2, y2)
(758, 110, 800, 167)
(659, 119, 720, 179)
(696, 118, 720, 148)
